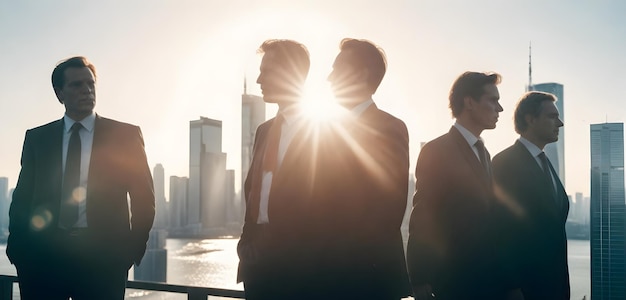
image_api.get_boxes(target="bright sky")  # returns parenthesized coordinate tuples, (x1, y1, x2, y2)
(1, 0, 625, 197)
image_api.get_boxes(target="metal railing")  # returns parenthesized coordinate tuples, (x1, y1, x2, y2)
(0, 274, 245, 300)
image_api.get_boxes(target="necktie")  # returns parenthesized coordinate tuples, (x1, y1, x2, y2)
(538, 152, 557, 198)
(60, 122, 83, 229)
(474, 139, 491, 182)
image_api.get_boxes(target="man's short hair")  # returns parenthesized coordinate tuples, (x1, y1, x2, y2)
(258, 39, 310, 84)
(52, 56, 97, 90)
(514, 91, 557, 134)
(339, 38, 387, 94)
(449, 72, 501, 117)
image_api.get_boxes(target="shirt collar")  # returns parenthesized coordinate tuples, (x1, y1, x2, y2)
(64, 112, 96, 133)
(277, 106, 299, 127)
(453, 121, 481, 147)
(518, 136, 544, 158)
(350, 98, 374, 117)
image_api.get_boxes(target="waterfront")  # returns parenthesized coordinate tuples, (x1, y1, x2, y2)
(0, 239, 590, 299)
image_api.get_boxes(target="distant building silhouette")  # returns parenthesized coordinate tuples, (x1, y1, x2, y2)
(575, 192, 585, 223)
(564, 191, 590, 239)
(0, 177, 8, 236)
(224, 169, 239, 231)
(530, 82, 565, 185)
(590, 122, 626, 299)
(134, 229, 167, 282)
(188, 117, 233, 236)
(584, 196, 591, 225)
(153, 164, 168, 229)
(168, 176, 189, 230)
(135, 164, 168, 282)
(241, 85, 265, 221)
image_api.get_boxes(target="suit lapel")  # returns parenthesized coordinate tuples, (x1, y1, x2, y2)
(272, 117, 316, 191)
(513, 141, 561, 217)
(48, 119, 64, 216)
(547, 160, 570, 221)
(86, 115, 106, 224)
(51, 118, 64, 180)
(243, 120, 272, 222)
(89, 115, 104, 177)
(513, 141, 547, 182)
(449, 127, 490, 188)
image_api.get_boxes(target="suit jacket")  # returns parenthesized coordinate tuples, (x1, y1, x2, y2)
(237, 115, 318, 289)
(492, 140, 570, 300)
(308, 103, 411, 299)
(7, 115, 155, 268)
(407, 126, 505, 299)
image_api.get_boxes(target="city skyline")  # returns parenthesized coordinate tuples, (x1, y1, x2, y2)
(2, 1, 626, 197)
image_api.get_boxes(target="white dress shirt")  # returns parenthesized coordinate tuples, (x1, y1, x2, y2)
(518, 137, 558, 191)
(62, 112, 96, 228)
(350, 98, 374, 117)
(453, 122, 483, 161)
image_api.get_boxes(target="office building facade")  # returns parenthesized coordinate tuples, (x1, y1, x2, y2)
(189, 117, 228, 232)
(590, 122, 626, 299)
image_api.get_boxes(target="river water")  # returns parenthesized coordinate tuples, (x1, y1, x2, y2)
(0, 239, 590, 299)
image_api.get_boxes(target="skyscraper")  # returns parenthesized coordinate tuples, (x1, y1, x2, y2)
(0, 177, 8, 234)
(530, 82, 565, 184)
(575, 192, 584, 223)
(241, 84, 265, 219)
(153, 164, 168, 229)
(189, 117, 227, 233)
(590, 122, 626, 300)
(224, 169, 238, 227)
(168, 175, 188, 230)
(135, 164, 168, 281)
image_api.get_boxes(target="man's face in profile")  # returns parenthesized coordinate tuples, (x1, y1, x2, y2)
(256, 52, 299, 104)
(468, 83, 502, 130)
(527, 100, 563, 145)
(328, 49, 368, 104)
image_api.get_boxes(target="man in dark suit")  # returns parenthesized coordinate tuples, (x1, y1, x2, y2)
(407, 71, 511, 299)
(236, 39, 315, 300)
(310, 38, 411, 299)
(6, 56, 155, 300)
(492, 91, 570, 300)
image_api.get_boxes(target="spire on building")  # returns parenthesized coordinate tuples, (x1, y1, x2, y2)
(527, 42, 533, 91)
(243, 75, 247, 95)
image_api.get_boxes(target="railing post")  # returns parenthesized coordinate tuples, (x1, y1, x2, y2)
(0, 277, 14, 300)
(187, 287, 207, 300)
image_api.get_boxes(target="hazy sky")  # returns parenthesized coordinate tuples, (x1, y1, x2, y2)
(1, 0, 625, 197)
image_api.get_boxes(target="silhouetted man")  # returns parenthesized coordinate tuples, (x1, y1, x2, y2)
(407, 72, 508, 300)
(236, 39, 315, 300)
(311, 38, 411, 299)
(492, 91, 570, 300)
(7, 56, 155, 300)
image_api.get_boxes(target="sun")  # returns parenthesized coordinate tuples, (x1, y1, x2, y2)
(300, 93, 346, 123)
(299, 71, 347, 123)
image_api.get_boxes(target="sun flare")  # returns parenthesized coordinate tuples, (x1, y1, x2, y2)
(299, 74, 347, 123)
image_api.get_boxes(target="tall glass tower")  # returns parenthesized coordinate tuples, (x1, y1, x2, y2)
(530, 82, 565, 184)
(590, 122, 626, 300)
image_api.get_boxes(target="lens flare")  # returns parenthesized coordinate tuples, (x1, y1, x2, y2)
(72, 186, 87, 203)
(30, 208, 53, 231)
